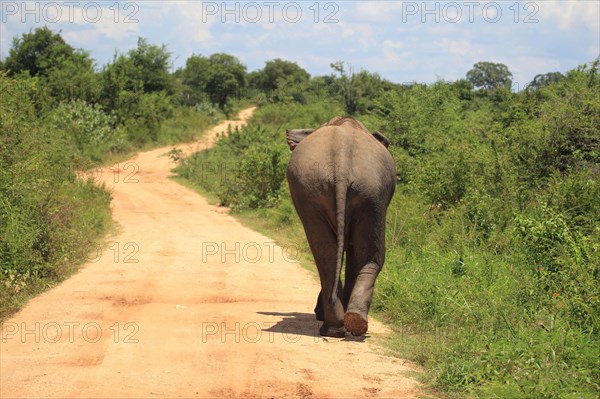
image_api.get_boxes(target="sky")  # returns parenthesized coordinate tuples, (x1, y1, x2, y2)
(1, 1, 599, 88)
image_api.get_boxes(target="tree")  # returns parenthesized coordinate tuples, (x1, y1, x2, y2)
(466, 62, 513, 90)
(4, 27, 92, 78)
(204, 53, 246, 110)
(99, 53, 141, 116)
(331, 61, 358, 115)
(44, 58, 101, 103)
(99, 38, 173, 112)
(250, 59, 310, 93)
(3, 27, 99, 103)
(352, 70, 398, 112)
(180, 54, 212, 105)
(178, 53, 246, 109)
(450, 79, 474, 100)
(127, 37, 172, 93)
(98, 39, 174, 138)
(527, 72, 564, 91)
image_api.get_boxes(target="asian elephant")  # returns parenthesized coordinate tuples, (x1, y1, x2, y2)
(285, 116, 396, 337)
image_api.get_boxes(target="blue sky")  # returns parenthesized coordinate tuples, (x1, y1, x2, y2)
(1, 1, 599, 87)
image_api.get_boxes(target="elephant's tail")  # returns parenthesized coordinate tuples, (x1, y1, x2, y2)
(329, 161, 347, 306)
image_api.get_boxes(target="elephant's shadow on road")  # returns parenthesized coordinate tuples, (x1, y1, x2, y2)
(257, 311, 368, 342)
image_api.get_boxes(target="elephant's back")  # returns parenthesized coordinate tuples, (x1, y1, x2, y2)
(287, 126, 343, 175)
(289, 125, 379, 165)
(287, 125, 395, 191)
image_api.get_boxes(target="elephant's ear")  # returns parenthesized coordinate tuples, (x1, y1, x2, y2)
(286, 128, 314, 151)
(372, 131, 390, 148)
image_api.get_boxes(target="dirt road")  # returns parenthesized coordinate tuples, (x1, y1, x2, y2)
(1, 108, 422, 398)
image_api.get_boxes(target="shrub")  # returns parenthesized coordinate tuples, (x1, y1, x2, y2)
(48, 100, 126, 162)
(219, 141, 288, 209)
(514, 204, 599, 333)
(177, 124, 289, 211)
(0, 73, 112, 318)
(420, 153, 471, 209)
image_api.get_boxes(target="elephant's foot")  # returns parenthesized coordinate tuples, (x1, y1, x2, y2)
(315, 306, 324, 321)
(319, 322, 346, 338)
(344, 312, 368, 336)
(314, 291, 324, 321)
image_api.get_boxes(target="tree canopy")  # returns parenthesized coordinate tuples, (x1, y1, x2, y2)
(177, 53, 246, 110)
(4, 26, 93, 78)
(249, 59, 310, 93)
(466, 61, 513, 90)
(128, 38, 172, 93)
(527, 71, 565, 90)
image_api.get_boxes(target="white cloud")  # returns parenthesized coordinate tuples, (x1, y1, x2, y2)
(434, 38, 476, 57)
(353, 2, 403, 22)
(381, 40, 412, 69)
(384, 40, 405, 51)
(145, 2, 214, 44)
(336, 22, 377, 49)
(542, 1, 600, 32)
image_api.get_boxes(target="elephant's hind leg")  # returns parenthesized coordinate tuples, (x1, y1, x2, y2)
(299, 215, 346, 337)
(344, 217, 386, 336)
(344, 262, 379, 336)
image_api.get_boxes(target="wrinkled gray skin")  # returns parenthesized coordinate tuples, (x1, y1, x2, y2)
(286, 117, 396, 337)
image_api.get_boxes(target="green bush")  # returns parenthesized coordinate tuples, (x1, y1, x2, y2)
(219, 139, 288, 209)
(514, 204, 599, 332)
(123, 91, 174, 145)
(0, 73, 112, 318)
(177, 124, 288, 210)
(48, 100, 127, 162)
(420, 153, 471, 209)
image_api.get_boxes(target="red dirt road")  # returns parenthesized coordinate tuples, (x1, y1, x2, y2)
(1, 108, 423, 398)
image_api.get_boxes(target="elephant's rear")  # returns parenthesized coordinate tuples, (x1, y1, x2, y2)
(286, 126, 351, 235)
(286, 124, 393, 186)
(285, 119, 396, 337)
(286, 124, 396, 229)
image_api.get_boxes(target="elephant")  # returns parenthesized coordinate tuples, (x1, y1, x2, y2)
(285, 116, 396, 337)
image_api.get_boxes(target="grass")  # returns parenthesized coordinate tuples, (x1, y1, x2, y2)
(155, 106, 222, 146)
